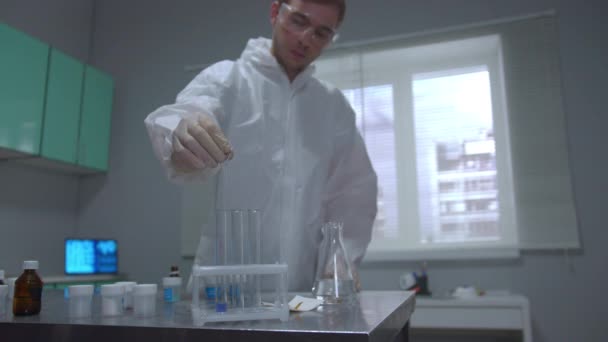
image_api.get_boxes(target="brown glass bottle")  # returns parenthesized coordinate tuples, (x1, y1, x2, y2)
(13, 261, 43, 316)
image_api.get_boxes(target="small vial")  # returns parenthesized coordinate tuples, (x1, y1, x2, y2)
(68, 285, 94, 318)
(162, 277, 182, 303)
(100, 284, 124, 316)
(13, 261, 43, 316)
(133, 284, 157, 317)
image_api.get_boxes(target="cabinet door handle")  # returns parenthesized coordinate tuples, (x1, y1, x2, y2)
(79, 143, 85, 163)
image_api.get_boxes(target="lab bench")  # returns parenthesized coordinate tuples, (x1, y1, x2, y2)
(0, 290, 415, 342)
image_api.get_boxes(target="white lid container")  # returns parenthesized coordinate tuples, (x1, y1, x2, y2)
(68, 285, 94, 318)
(69, 285, 94, 297)
(115, 281, 137, 310)
(23, 260, 39, 270)
(101, 284, 124, 296)
(7, 277, 17, 298)
(133, 284, 157, 296)
(101, 284, 124, 317)
(133, 284, 157, 317)
(0, 285, 7, 316)
(115, 281, 137, 291)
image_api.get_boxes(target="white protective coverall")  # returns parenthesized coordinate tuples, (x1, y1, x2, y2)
(144, 37, 377, 291)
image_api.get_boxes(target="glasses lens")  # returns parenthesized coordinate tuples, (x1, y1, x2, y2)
(284, 10, 310, 31)
(279, 3, 337, 46)
(313, 28, 333, 43)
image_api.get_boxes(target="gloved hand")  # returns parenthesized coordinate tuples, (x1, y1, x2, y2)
(171, 114, 233, 173)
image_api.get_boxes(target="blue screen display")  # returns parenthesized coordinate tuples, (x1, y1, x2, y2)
(65, 239, 118, 275)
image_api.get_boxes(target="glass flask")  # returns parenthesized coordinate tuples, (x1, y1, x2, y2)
(312, 222, 357, 305)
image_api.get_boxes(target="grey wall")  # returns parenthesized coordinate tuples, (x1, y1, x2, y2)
(0, 0, 94, 276)
(0, 0, 94, 61)
(1, 0, 606, 341)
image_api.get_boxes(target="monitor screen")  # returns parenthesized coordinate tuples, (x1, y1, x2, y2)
(65, 239, 118, 275)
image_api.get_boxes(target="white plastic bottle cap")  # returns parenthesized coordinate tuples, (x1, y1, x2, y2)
(101, 284, 125, 296)
(133, 284, 157, 295)
(115, 281, 137, 291)
(162, 277, 182, 287)
(0, 270, 5, 280)
(68, 285, 94, 297)
(23, 260, 39, 270)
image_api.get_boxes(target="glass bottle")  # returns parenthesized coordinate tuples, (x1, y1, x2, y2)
(169, 265, 180, 277)
(13, 260, 44, 316)
(312, 222, 357, 305)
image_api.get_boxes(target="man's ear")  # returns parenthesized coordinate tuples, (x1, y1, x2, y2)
(270, 1, 280, 26)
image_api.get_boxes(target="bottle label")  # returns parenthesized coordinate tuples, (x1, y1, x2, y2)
(164, 288, 173, 301)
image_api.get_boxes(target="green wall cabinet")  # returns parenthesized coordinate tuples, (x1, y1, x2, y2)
(78, 66, 114, 171)
(1, 22, 114, 173)
(41, 48, 85, 164)
(0, 22, 49, 157)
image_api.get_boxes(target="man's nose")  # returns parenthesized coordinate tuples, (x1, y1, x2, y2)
(296, 27, 315, 47)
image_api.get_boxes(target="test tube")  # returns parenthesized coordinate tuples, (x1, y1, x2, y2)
(239, 274, 245, 310)
(249, 210, 262, 307)
(231, 210, 246, 309)
(216, 276, 227, 313)
(215, 210, 230, 312)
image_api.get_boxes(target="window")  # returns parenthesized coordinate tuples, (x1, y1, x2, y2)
(315, 13, 578, 260)
(414, 67, 501, 245)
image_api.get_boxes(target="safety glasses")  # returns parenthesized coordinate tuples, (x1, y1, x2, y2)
(277, 2, 339, 47)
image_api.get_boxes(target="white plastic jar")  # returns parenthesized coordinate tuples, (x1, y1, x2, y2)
(7, 277, 17, 300)
(133, 284, 157, 317)
(100, 284, 124, 316)
(0, 284, 8, 316)
(68, 285, 94, 318)
(162, 277, 182, 303)
(115, 281, 137, 310)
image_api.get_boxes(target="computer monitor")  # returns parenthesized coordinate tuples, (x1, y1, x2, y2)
(65, 239, 118, 275)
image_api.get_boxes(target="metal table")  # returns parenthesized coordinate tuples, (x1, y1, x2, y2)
(0, 290, 415, 341)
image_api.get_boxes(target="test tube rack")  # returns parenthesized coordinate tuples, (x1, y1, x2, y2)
(191, 263, 289, 325)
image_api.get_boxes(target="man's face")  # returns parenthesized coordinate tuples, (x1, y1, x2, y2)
(270, 0, 340, 78)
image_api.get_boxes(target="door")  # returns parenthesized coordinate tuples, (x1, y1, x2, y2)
(41, 48, 84, 164)
(78, 66, 114, 171)
(0, 22, 49, 157)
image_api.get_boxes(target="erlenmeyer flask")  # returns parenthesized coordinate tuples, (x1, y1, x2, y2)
(312, 222, 357, 305)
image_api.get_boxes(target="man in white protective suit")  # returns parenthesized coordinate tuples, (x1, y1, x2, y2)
(144, 0, 378, 291)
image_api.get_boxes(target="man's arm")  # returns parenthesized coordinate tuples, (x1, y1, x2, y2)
(144, 60, 234, 183)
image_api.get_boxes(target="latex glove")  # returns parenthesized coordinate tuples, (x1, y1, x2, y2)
(171, 114, 233, 172)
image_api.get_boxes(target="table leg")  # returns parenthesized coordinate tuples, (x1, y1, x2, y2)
(393, 322, 410, 342)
